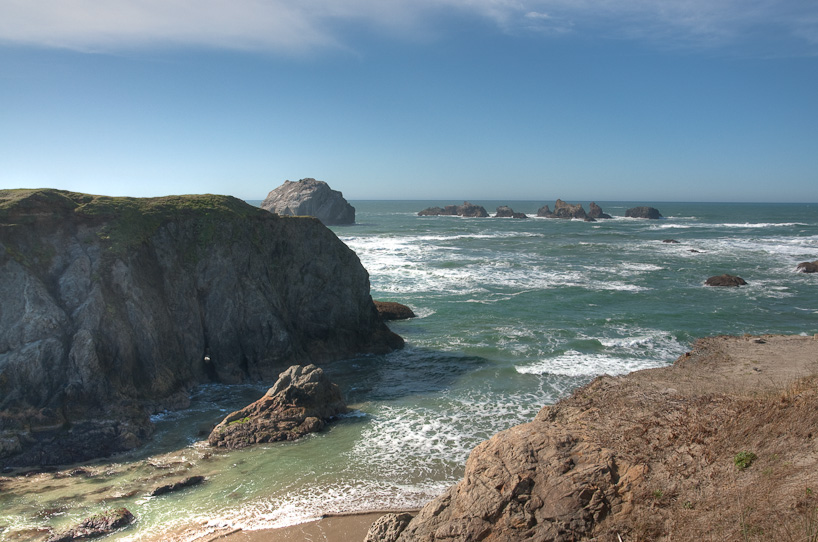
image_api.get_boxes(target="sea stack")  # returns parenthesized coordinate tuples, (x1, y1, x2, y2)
(261, 178, 355, 225)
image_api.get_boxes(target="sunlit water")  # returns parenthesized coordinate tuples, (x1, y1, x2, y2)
(2, 201, 817, 541)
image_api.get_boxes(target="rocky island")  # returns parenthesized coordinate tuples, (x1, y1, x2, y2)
(261, 178, 356, 225)
(0, 189, 402, 468)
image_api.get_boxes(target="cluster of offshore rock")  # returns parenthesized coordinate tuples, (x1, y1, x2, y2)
(418, 200, 662, 221)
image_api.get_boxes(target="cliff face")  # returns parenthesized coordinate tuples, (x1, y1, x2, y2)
(0, 189, 401, 467)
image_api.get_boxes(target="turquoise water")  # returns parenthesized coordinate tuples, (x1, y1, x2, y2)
(2, 200, 817, 541)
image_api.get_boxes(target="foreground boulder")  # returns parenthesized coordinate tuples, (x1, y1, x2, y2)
(705, 274, 748, 287)
(796, 260, 818, 273)
(261, 178, 355, 225)
(208, 365, 347, 449)
(625, 206, 663, 219)
(418, 202, 489, 218)
(0, 189, 401, 468)
(369, 335, 818, 541)
(374, 300, 416, 321)
(47, 507, 134, 542)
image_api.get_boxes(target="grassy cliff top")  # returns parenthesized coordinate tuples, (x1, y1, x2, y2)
(0, 188, 264, 223)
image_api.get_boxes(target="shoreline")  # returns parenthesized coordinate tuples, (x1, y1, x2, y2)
(165, 511, 417, 542)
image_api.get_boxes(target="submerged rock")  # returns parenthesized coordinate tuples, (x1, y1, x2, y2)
(208, 365, 347, 449)
(0, 189, 401, 468)
(374, 300, 416, 321)
(705, 274, 748, 287)
(261, 178, 355, 225)
(796, 260, 818, 273)
(148, 476, 205, 497)
(625, 206, 663, 219)
(46, 507, 134, 542)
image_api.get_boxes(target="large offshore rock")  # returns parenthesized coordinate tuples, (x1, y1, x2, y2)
(625, 206, 663, 219)
(208, 364, 347, 449)
(0, 189, 401, 467)
(261, 178, 355, 225)
(418, 202, 489, 218)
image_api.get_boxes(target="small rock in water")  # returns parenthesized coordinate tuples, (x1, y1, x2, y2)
(148, 476, 205, 497)
(705, 274, 747, 287)
(46, 507, 134, 542)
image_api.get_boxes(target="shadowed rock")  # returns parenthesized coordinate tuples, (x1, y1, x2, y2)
(208, 365, 347, 449)
(705, 274, 747, 287)
(261, 178, 355, 225)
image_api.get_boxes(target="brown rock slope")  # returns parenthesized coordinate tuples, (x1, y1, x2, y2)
(373, 334, 818, 542)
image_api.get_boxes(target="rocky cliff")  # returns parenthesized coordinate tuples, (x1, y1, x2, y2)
(369, 334, 818, 541)
(261, 178, 355, 225)
(0, 189, 401, 468)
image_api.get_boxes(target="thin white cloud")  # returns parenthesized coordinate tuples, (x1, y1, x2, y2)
(0, 0, 815, 54)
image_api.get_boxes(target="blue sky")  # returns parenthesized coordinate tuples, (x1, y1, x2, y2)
(1, 1, 817, 202)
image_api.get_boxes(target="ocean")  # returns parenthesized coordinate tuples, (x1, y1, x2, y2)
(2, 200, 817, 541)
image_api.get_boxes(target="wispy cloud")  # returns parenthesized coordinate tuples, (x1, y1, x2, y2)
(0, 0, 815, 55)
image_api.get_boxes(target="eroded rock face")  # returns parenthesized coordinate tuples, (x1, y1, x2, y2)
(625, 206, 663, 219)
(705, 274, 747, 287)
(208, 365, 347, 449)
(796, 260, 818, 273)
(0, 189, 401, 468)
(261, 178, 355, 225)
(389, 422, 623, 542)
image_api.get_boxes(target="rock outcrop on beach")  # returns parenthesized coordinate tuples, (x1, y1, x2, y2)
(625, 206, 663, 219)
(588, 202, 612, 219)
(261, 178, 355, 225)
(209, 365, 347, 449)
(418, 202, 489, 218)
(796, 260, 818, 273)
(368, 334, 818, 542)
(0, 189, 402, 468)
(494, 206, 527, 219)
(374, 301, 416, 321)
(705, 273, 748, 286)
